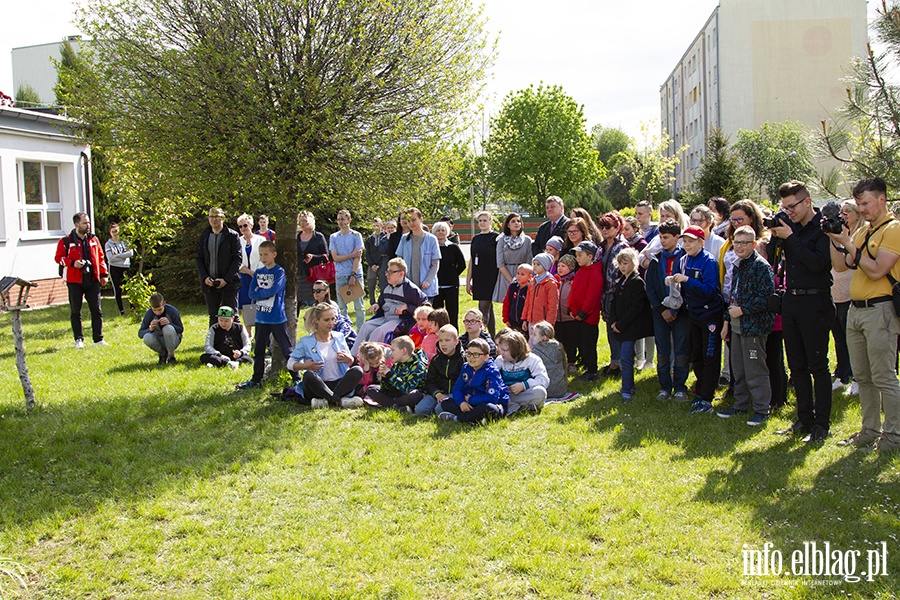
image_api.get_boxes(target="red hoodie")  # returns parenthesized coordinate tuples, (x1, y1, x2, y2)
(567, 261, 604, 325)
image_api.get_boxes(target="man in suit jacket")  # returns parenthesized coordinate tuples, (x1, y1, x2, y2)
(533, 195, 570, 256)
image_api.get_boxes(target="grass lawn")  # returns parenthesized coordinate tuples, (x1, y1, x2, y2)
(0, 295, 898, 599)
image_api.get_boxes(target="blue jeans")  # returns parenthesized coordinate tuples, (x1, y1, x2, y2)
(653, 311, 690, 393)
(415, 394, 442, 417)
(605, 321, 621, 367)
(620, 340, 636, 395)
(335, 274, 365, 330)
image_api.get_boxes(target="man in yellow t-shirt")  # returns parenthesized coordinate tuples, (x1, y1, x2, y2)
(827, 176, 900, 453)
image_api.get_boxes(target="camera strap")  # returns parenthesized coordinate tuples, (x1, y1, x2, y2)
(863, 216, 894, 261)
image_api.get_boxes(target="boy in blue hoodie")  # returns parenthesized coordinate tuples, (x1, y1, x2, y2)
(237, 241, 296, 389)
(438, 338, 508, 423)
(671, 226, 724, 413)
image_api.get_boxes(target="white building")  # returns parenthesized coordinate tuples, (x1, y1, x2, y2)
(660, 0, 868, 194)
(0, 106, 92, 307)
(12, 37, 84, 105)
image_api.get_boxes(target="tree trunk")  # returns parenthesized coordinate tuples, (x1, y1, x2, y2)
(266, 207, 301, 382)
(11, 310, 36, 410)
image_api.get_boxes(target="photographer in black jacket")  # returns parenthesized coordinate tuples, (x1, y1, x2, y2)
(769, 181, 834, 443)
(196, 207, 243, 326)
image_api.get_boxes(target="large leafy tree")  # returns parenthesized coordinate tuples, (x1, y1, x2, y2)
(591, 124, 633, 167)
(819, 0, 900, 194)
(75, 0, 492, 327)
(692, 127, 748, 202)
(621, 122, 685, 206)
(485, 84, 603, 213)
(734, 120, 817, 201)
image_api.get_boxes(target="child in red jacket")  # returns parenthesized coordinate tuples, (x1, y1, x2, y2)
(567, 241, 604, 381)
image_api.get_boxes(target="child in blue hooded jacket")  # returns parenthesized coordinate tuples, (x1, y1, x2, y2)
(438, 337, 508, 423)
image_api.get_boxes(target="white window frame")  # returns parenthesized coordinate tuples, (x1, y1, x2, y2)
(17, 160, 65, 239)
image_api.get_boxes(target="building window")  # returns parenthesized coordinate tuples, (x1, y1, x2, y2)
(17, 161, 63, 236)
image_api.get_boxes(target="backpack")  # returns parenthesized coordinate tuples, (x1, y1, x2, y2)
(58, 232, 78, 277)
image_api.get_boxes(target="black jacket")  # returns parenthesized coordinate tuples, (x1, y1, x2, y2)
(196, 226, 242, 289)
(424, 342, 464, 396)
(297, 231, 329, 278)
(533, 216, 569, 256)
(772, 208, 832, 291)
(437, 242, 467, 287)
(609, 272, 654, 342)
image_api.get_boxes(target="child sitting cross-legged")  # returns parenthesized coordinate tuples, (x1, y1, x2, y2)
(495, 328, 549, 415)
(438, 338, 509, 423)
(414, 324, 464, 417)
(200, 305, 252, 369)
(459, 308, 497, 358)
(364, 335, 428, 412)
(356, 341, 392, 396)
(528, 321, 568, 399)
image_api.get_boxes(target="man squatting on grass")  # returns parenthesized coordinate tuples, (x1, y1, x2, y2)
(137, 293, 184, 365)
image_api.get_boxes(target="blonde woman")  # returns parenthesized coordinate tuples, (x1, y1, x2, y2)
(237, 213, 266, 337)
(830, 200, 865, 394)
(296, 210, 329, 308)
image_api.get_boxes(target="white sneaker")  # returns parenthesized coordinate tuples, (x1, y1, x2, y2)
(848, 381, 859, 396)
(341, 396, 364, 408)
(93, 340, 109, 347)
(310, 398, 328, 409)
(635, 360, 646, 371)
(832, 378, 847, 392)
(206, 363, 215, 368)
(228, 361, 240, 370)
(74, 339, 85, 349)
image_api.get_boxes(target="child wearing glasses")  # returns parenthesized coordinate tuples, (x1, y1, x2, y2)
(494, 328, 548, 414)
(459, 308, 497, 358)
(438, 338, 508, 423)
(350, 257, 427, 356)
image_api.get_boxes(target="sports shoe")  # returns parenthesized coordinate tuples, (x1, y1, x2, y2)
(673, 391, 689, 402)
(227, 360, 240, 370)
(836, 432, 879, 448)
(310, 398, 328, 409)
(746, 413, 768, 427)
(74, 339, 85, 349)
(392, 403, 413, 414)
(158, 353, 168, 365)
(166, 355, 177, 365)
(341, 396, 364, 408)
(690, 400, 714, 414)
(568, 364, 578, 374)
(621, 392, 632, 403)
(832, 378, 848, 392)
(717, 407, 747, 419)
(206, 362, 215, 368)
(656, 390, 671, 401)
(690, 396, 704, 408)
(93, 340, 109, 347)
(718, 375, 730, 387)
(635, 360, 646, 371)
(848, 381, 859, 396)
(774, 420, 808, 436)
(802, 425, 829, 443)
(438, 411, 458, 422)
(578, 372, 599, 382)
(235, 380, 261, 390)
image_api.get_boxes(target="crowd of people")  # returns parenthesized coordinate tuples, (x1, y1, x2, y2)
(54, 182, 900, 451)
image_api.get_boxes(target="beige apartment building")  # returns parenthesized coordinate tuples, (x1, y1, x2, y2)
(660, 0, 867, 195)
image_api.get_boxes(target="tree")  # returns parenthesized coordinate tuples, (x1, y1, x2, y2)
(14, 84, 42, 107)
(691, 127, 748, 202)
(485, 83, 604, 213)
(77, 0, 492, 331)
(734, 120, 817, 201)
(619, 122, 686, 206)
(818, 1, 900, 194)
(591, 124, 633, 167)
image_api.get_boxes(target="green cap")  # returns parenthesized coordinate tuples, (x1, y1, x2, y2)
(217, 306, 235, 318)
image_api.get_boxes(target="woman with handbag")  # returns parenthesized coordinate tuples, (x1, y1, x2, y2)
(296, 211, 330, 310)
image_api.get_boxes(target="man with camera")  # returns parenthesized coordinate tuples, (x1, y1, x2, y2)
(827, 177, 900, 453)
(55, 212, 109, 348)
(196, 207, 243, 326)
(769, 181, 834, 443)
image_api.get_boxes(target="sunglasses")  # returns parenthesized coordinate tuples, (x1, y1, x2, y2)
(313, 288, 328, 293)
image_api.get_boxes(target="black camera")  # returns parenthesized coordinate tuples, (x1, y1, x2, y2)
(81, 258, 92, 275)
(820, 201, 847, 234)
(763, 211, 790, 229)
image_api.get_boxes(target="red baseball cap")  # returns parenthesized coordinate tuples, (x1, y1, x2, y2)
(682, 225, 706, 241)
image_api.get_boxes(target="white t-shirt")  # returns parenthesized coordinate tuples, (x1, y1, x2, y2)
(317, 340, 341, 381)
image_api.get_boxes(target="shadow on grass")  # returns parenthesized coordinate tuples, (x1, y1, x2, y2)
(694, 439, 899, 594)
(0, 388, 308, 533)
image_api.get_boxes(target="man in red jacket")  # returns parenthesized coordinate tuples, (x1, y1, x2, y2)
(55, 212, 109, 348)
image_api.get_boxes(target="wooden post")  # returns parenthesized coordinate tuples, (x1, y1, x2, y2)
(11, 310, 35, 410)
(1, 277, 37, 410)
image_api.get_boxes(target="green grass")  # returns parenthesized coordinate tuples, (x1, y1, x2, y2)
(0, 297, 898, 599)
